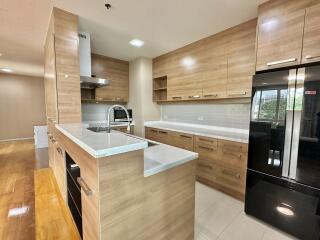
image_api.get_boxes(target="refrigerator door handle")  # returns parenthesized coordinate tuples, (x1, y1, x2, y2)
(289, 68, 305, 179)
(282, 69, 297, 178)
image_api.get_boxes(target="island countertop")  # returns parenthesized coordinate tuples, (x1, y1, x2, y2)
(55, 123, 198, 177)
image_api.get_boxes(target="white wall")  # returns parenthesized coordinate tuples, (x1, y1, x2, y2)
(161, 103, 250, 130)
(128, 57, 161, 136)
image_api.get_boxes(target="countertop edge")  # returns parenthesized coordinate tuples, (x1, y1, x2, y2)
(144, 152, 198, 177)
(144, 123, 249, 144)
(55, 125, 148, 158)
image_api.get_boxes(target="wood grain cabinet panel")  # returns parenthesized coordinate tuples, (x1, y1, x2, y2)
(53, 142, 67, 202)
(302, 4, 320, 64)
(227, 19, 257, 98)
(167, 41, 205, 101)
(153, 55, 169, 78)
(256, 2, 305, 71)
(202, 33, 228, 99)
(92, 54, 129, 102)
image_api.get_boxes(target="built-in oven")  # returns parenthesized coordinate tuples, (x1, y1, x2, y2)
(66, 153, 83, 238)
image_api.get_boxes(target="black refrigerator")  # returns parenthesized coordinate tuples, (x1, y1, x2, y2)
(245, 65, 320, 240)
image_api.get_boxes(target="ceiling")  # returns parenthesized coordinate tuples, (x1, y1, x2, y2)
(0, 0, 267, 77)
(0, 0, 52, 77)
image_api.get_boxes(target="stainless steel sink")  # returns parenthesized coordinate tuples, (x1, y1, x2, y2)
(87, 127, 111, 133)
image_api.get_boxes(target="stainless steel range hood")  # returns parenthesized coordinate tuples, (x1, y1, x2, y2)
(79, 32, 109, 89)
(80, 76, 109, 89)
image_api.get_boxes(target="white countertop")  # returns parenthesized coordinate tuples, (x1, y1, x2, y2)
(56, 123, 146, 158)
(144, 121, 249, 143)
(56, 122, 198, 177)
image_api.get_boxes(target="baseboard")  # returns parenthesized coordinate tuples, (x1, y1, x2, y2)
(0, 137, 34, 142)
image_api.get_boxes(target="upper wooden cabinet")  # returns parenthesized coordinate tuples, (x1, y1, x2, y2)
(256, 0, 320, 71)
(302, 3, 320, 64)
(202, 32, 229, 100)
(153, 19, 257, 102)
(92, 54, 129, 102)
(167, 41, 205, 101)
(227, 19, 257, 98)
(44, 8, 81, 124)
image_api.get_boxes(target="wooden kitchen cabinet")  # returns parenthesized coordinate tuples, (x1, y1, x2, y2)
(302, 3, 320, 64)
(256, 1, 307, 71)
(167, 41, 205, 101)
(145, 127, 194, 151)
(202, 33, 228, 99)
(53, 141, 67, 202)
(153, 19, 257, 102)
(195, 136, 248, 200)
(92, 54, 129, 102)
(227, 19, 256, 98)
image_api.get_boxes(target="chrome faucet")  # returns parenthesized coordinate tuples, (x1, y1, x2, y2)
(107, 105, 131, 133)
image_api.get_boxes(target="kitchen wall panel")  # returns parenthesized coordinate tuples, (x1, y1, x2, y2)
(161, 103, 250, 130)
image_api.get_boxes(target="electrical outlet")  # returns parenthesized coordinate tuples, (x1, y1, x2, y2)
(197, 116, 204, 121)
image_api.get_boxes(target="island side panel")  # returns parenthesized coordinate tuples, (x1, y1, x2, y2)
(98, 153, 196, 240)
(55, 128, 100, 240)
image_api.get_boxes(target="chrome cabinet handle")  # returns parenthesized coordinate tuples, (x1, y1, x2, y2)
(228, 92, 247, 96)
(203, 94, 218, 98)
(267, 58, 296, 66)
(188, 95, 200, 99)
(179, 134, 192, 139)
(198, 163, 213, 170)
(198, 138, 214, 143)
(56, 147, 63, 155)
(305, 55, 320, 60)
(70, 163, 79, 169)
(198, 146, 215, 151)
(77, 177, 93, 196)
(222, 169, 241, 179)
(159, 131, 168, 134)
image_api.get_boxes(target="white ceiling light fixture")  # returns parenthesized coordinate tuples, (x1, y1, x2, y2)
(0, 53, 2, 57)
(1, 68, 13, 73)
(129, 39, 145, 48)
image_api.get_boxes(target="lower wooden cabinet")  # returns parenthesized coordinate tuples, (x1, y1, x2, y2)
(145, 127, 248, 200)
(195, 136, 247, 200)
(53, 141, 67, 202)
(145, 127, 194, 151)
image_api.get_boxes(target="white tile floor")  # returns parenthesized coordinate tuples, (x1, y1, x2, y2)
(195, 182, 297, 240)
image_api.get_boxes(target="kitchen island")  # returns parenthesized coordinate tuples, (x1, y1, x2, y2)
(51, 123, 198, 240)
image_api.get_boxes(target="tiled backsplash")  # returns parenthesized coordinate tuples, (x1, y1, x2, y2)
(161, 103, 251, 130)
(81, 103, 113, 121)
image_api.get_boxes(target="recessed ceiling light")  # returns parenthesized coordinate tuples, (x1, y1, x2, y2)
(129, 39, 144, 48)
(0, 53, 2, 57)
(1, 68, 13, 73)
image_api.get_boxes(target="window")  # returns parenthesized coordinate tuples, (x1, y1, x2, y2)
(251, 89, 288, 122)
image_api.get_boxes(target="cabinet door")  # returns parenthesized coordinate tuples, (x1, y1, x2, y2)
(153, 55, 169, 78)
(44, 19, 58, 121)
(256, 5, 305, 71)
(167, 41, 205, 101)
(53, 142, 67, 201)
(145, 127, 160, 141)
(202, 33, 228, 99)
(171, 132, 194, 151)
(302, 4, 320, 64)
(227, 19, 257, 98)
(93, 54, 129, 102)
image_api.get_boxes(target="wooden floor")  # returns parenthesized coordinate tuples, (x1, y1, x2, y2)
(0, 140, 79, 240)
(0, 140, 36, 239)
(35, 169, 80, 240)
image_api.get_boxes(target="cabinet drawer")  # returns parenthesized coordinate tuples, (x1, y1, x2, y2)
(145, 127, 160, 141)
(218, 140, 248, 170)
(171, 132, 194, 151)
(213, 163, 246, 195)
